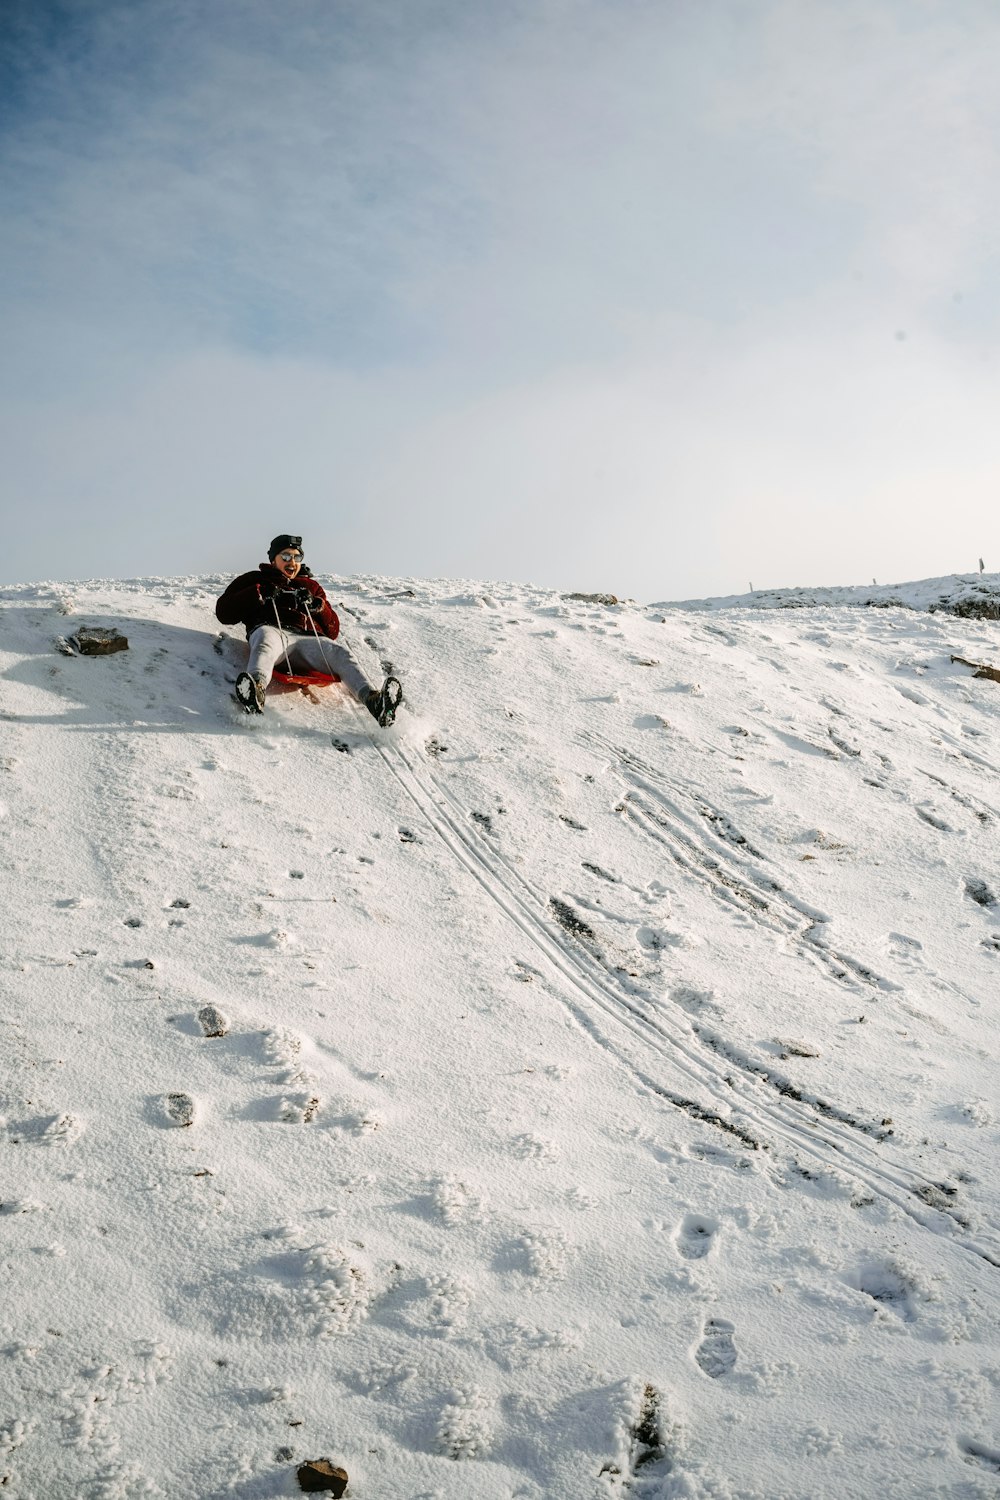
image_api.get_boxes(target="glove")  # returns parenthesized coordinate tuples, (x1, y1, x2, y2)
(274, 588, 303, 614)
(302, 591, 323, 613)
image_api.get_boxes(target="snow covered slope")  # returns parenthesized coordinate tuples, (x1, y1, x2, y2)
(1, 572, 999, 1499)
(663, 572, 1000, 619)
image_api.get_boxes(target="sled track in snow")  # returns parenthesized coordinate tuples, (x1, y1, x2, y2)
(580, 730, 898, 999)
(583, 728, 992, 1058)
(373, 733, 1000, 1272)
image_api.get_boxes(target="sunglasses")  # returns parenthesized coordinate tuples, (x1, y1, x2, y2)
(278, 551, 303, 562)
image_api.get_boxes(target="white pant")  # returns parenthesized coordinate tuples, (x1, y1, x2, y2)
(247, 624, 374, 700)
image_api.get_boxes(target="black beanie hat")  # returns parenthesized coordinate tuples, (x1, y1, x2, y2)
(268, 534, 303, 560)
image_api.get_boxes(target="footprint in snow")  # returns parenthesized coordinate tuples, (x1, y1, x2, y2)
(853, 1260, 919, 1322)
(675, 1214, 719, 1260)
(510, 1229, 569, 1280)
(276, 1093, 321, 1124)
(426, 1175, 487, 1227)
(915, 803, 952, 832)
(886, 932, 927, 976)
(959, 1437, 1000, 1474)
(964, 877, 997, 909)
(695, 1318, 737, 1377)
(8, 1112, 85, 1146)
(510, 1132, 560, 1162)
(163, 1093, 196, 1128)
(197, 1005, 230, 1038)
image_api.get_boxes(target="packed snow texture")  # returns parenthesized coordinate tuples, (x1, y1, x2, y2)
(1, 571, 999, 1498)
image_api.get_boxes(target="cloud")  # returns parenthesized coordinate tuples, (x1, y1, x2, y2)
(2, 0, 1000, 595)
(5, 0, 955, 369)
(713, 0, 1000, 310)
(5, 323, 998, 600)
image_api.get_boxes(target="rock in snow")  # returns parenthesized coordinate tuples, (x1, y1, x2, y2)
(296, 1458, 349, 1494)
(69, 625, 129, 654)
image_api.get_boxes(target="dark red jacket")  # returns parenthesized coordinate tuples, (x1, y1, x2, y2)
(215, 564, 340, 641)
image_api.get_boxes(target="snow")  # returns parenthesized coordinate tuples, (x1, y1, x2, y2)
(1, 570, 999, 1499)
(662, 572, 1000, 619)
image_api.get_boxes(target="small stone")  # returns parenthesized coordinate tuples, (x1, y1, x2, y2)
(197, 1005, 230, 1038)
(70, 627, 129, 656)
(296, 1459, 348, 1495)
(774, 1038, 820, 1059)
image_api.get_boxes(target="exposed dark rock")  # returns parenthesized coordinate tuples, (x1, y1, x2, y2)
(70, 627, 129, 655)
(563, 591, 619, 606)
(951, 653, 1000, 683)
(940, 595, 1000, 621)
(296, 1458, 349, 1495)
(774, 1038, 821, 1059)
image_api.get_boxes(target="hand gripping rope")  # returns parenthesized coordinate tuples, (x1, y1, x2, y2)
(304, 598, 341, 678)
(272, 591, 340, 680)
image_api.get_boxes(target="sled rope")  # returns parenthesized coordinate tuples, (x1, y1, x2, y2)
(305, 601, 340, 678)
(270, 597, 295, 672)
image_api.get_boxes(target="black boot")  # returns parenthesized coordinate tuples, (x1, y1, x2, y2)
(364, 676, 403, 727)
(235, 671, 266, 714)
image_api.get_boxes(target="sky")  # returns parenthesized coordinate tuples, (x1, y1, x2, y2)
(1, 0, 999, 601)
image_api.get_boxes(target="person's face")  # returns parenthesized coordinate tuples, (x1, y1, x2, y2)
(275, 549, 302, 580)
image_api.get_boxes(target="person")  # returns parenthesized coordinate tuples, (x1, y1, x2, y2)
(215, 534, 403, 725)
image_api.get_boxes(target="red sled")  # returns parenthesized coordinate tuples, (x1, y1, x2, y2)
(273, 668, 341, 688)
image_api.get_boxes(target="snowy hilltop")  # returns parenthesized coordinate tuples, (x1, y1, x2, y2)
(1, 570, 999, 1499)
(662, 571, 1000, 619)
